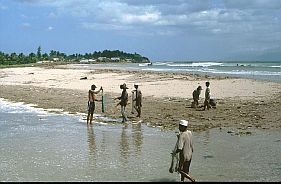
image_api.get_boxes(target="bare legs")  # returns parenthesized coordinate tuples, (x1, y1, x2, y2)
(134, 105, 141, 117)
(87, 111, 94, 125)
(121, 105, 128, 122)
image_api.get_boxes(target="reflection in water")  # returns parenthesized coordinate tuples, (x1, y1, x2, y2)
(101, 131, 107, 153)
(2, 101, 281, 181)
(119, 123, 130, 166)
(132, 122, 143, 156)
(87, 125, 97, 169)
(203, 129, 210, 145)
(119, 122, 144, 166)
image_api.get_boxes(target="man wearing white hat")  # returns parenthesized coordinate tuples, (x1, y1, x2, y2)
(174, 120, 195, 182)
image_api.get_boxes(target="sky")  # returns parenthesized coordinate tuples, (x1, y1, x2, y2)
(0, 0, 281, 61)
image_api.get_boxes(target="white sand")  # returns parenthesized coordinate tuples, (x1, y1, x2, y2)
(1, 66, 280, 100)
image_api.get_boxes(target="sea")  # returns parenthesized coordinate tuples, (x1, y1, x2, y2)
(1, 60, 281, 181)
(74, 60, 281, 83)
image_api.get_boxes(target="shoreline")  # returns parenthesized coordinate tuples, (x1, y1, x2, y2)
(0, 64, 280, 132)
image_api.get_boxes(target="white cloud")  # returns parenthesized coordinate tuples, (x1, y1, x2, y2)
(121, 12, 161, 24)
(21, 22, 31, 28)
(47, 26, 53, 31)
(222, 0, 281, 10)
(81, 22, 131, 31)
(0, 3, 8, 10)
(20, 14, 29, 19)
(12, 0, 281, 38)
(47, 12, 57, 18)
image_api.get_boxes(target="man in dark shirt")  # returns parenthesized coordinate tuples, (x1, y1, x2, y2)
(115, 83, 129, 123)
(204, 81, 211, 110)
(132, 83, 142, 118)
(192, 86, 202, 109)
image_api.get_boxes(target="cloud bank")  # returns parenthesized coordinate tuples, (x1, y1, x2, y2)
(5, 0, 281, 60)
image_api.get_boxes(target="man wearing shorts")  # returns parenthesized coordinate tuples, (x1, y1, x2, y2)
(132, 83, 142, 118)
(203, 81, 211, 110)
(87, 84, 103, 125)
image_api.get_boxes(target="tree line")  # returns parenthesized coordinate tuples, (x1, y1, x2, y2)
(0, 47, 150, 65)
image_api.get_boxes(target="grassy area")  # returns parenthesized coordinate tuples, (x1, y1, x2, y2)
(0, 60, 147, 69)
(0, 62, 68, 69)
(0, 63, 37, 69)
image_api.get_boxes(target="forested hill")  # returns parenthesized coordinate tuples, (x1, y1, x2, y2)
(79, 50, 150, 62)
(0, 48, 150, 65)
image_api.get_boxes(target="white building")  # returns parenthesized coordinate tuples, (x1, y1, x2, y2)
(52, 57, 59, 62)
(88, 59, 96, 62)
(125, 59, 132, 62)
(110, 57, 120, 62)
(98, 57, 109, 62)
(80, 59, 89, 63)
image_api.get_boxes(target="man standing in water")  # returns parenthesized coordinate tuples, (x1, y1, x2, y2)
(115, 83, 129, 123)
(173, 120, 195, 182)
(203, 81, 211, 110)
(87, 84, 103, 125)
(132, 83, 142, 118)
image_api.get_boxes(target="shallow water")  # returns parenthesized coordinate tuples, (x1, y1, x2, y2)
(0, 99, 280, 181)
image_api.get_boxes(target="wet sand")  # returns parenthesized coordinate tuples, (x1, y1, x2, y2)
(0, 64, 280, 132)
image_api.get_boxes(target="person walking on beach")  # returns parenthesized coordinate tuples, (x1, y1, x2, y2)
(132, 83, 142, 118)
(87, 84, 103, 125)
(173, 120, 195, 182)
(115, 83, 129, 123)
(203, 81, 211, 110)
(192, 85, 202, 109)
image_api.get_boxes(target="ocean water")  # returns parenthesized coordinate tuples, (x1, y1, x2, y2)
(73, 60, 281, 83)
(1, 98, 281, 182)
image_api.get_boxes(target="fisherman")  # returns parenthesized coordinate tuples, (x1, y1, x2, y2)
(115, 83, 129, 123)
(203, 81, 211, 110)
(87, 84, 103, 125)
(192, 85, 202, 108)
(173, 120, 195, 182)
(132, 83, 142, 118)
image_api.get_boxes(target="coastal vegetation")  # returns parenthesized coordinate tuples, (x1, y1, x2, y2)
(0, 47, 150, 66)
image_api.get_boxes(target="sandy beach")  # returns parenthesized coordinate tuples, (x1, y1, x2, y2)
(0, 64, 280, 132)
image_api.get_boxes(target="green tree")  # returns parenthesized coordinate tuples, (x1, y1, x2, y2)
(29, 53, 37, 63)
(37, 46, 42, 61)
(49, 50, 56, 58)
(10, 52, 18, 62)
(18, 53, 25, 64)
(0, 51, 5, 64)
(42, 53, 49, 60)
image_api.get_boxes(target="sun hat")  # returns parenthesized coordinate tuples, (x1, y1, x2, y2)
(91, 84, 97, 89)
(179, 120, 189, 127)
(122, 83, 129, 89)
(134, 83, 140, 86)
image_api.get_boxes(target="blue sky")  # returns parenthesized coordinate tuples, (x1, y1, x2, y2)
(0, 0, 281, 61)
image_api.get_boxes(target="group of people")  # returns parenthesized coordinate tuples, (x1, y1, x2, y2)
(86, 83, 142, 125)
(86, 81, 214, 182)
(172, 81, 216, 181)
(87, 81, 212, 124)
(192, 81, 212, 110)
(170, 81, 213, 182)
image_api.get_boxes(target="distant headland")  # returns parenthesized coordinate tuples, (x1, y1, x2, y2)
(0, 47, 150, 66)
